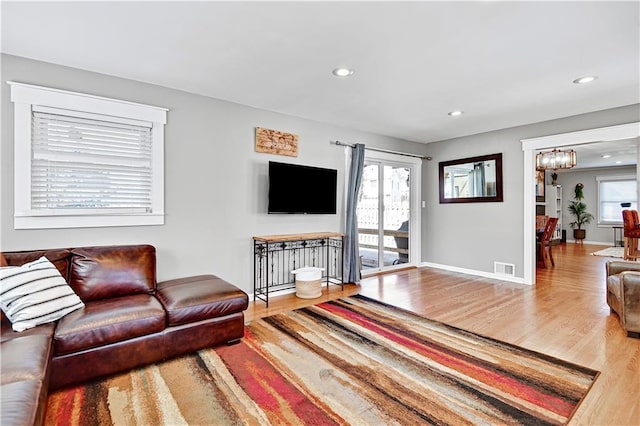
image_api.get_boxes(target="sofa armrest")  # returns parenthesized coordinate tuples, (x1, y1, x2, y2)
(619, 271, 640, 285)
(618, 271, 640, 334)
(606, 260, 640, 277)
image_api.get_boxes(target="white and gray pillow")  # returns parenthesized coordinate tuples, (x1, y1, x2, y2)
(0, 256, 84, 332)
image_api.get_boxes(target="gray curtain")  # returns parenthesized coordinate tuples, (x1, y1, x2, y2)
(344, 143, 365, 283)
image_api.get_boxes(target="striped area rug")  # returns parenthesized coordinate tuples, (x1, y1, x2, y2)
(45, 295, 598, 425)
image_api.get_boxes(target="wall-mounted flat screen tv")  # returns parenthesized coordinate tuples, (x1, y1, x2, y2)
(268, 161, 337, 214)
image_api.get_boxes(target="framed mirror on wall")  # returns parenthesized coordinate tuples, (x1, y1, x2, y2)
(439, 153, 503, 203)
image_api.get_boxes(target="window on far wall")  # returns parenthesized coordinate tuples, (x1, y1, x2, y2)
(596, 175, 637, 225)
(9, 82, 168, 229)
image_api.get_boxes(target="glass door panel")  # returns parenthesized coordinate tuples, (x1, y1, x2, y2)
(358, 163, 380, 269)
(357, 162, 411, 272)
(384, 166, 410, 266)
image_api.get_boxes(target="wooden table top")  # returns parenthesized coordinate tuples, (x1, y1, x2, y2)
(253, 232, 344, 243)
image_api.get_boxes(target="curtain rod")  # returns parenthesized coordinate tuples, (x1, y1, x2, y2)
(331, 140, 432, 160)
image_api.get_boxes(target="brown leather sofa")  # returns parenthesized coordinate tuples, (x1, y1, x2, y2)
(606, 260, 640, 337)
(0, 244, 248, 426)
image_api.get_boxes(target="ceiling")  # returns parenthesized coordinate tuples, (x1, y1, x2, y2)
(550, 139, 638, 170)
(1, 1, 639, 145)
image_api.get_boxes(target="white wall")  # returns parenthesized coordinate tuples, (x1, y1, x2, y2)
(422, 104, 640, 277)
(0, 54, 427, 292)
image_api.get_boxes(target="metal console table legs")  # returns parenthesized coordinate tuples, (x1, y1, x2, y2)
(253, 232, 344, 307)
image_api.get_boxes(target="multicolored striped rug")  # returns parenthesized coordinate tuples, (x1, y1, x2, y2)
(45, 295, 598, 425)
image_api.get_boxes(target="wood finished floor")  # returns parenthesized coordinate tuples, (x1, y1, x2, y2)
(245, 243, 639, 425)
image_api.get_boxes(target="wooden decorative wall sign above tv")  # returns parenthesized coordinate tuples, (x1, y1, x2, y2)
(255, 127, 298, 157)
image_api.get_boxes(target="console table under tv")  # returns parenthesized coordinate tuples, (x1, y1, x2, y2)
(253, 232, 344, 306)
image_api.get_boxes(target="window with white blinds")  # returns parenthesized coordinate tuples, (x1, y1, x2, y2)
(10, 82, 167, 229)
(31, 107, 153, 213)
(597, 175, 637, 225)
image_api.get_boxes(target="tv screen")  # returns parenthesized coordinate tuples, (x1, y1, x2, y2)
(268, 161, 337, 214)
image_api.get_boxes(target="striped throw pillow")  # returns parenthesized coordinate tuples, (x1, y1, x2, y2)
(0, 256, 84, 332)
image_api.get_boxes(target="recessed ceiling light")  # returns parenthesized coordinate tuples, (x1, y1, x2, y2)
(602, 154, 612, 158)
(448, 110, 463, 117)
(573, 75, 598, 84)
(615, 161, 622, 164)
(332, 68, 354, 77)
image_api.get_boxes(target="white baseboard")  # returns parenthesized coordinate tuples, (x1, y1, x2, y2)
(420, 262, 528, 285)
(565, 239, 614, 246)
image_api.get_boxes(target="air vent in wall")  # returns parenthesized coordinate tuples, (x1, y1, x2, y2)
(494, 262, 515, 277)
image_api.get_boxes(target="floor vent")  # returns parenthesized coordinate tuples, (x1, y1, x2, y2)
(494, 262, 515, 276)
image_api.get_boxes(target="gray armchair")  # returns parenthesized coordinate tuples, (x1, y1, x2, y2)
(606, 260, 640, 337)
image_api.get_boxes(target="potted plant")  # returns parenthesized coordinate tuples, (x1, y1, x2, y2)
(568, 182, 594, 241)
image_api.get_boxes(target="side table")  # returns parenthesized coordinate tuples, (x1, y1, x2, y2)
(253, 232, 344, 306)
(612, 226, 624, 247)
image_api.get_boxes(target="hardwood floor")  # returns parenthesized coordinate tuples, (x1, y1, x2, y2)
(245, 243, 640, 425)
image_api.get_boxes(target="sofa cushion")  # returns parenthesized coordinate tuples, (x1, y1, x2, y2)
(69, 245, 156, 302)
(1, 380, 47, 426)
(54, 294, 166, 355)
(0, 257, 84, 332)
(156, 275, 249, 326)
(1, 316, 54, 343)
(1, 334, 52, 385)
(2, 249, 71, 281)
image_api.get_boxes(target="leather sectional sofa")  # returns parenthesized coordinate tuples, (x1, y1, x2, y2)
(0, 244, 249, 426)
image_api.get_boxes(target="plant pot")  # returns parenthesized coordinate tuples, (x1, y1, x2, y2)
(573, 229, 586, 240)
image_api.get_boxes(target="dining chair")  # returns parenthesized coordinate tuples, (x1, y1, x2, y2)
(536, 215, 548, 231)
(622, 209, 640, 261)
(539, 217, 558, 268)
(535, 215, 548, 264)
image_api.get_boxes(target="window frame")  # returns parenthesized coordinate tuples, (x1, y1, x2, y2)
(9, 81, 168, 229)
(596, 174, 637, 226)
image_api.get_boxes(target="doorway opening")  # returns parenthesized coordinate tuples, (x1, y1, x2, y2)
(522, 122, 640, 284)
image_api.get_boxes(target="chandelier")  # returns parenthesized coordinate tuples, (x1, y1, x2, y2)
(536, 148, 577, 170)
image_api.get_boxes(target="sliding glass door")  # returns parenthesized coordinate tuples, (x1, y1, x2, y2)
(357, 153, 419, 273)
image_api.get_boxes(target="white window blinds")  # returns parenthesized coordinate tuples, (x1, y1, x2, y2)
(597, 176, 637, 224)
(11, 81, 166, 229)
(31, 106, 153, 214)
